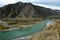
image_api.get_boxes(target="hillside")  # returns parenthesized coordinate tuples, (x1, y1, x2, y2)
(29, 19, 60, 40)
(0, 2, 60, 19)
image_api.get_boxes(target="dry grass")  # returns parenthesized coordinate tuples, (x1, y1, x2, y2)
(29, 19, 60, 40)
(0, 18, 42, 30)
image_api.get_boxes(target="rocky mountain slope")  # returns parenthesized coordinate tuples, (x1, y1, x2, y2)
(54, 10, 60, 15)
(0, 2, 60, 19)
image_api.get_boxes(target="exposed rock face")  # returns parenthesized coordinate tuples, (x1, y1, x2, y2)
(54, 10, 60, 15)
(0, 2, 60, 19)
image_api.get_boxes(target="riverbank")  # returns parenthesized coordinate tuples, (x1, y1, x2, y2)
(0, 18, 42, 30)
(29, 19, 60, 40)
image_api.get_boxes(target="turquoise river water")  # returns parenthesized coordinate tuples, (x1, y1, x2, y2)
(0, 19, 52, 40)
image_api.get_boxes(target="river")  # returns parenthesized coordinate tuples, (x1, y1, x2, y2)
(0, 19, 52, 40)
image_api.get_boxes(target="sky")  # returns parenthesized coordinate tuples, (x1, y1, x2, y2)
(0, 0, 60, 10)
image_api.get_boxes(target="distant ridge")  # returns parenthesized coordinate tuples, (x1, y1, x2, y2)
(0, 2, 60, 19)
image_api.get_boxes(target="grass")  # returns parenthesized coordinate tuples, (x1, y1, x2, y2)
(2, 18, 42, 25)
(29, 19, 60, 40)
(0, 18, 42, 30)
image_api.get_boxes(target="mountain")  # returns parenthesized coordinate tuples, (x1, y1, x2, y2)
(0, 2, 60, 19)
(54, 10, 60, 15)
